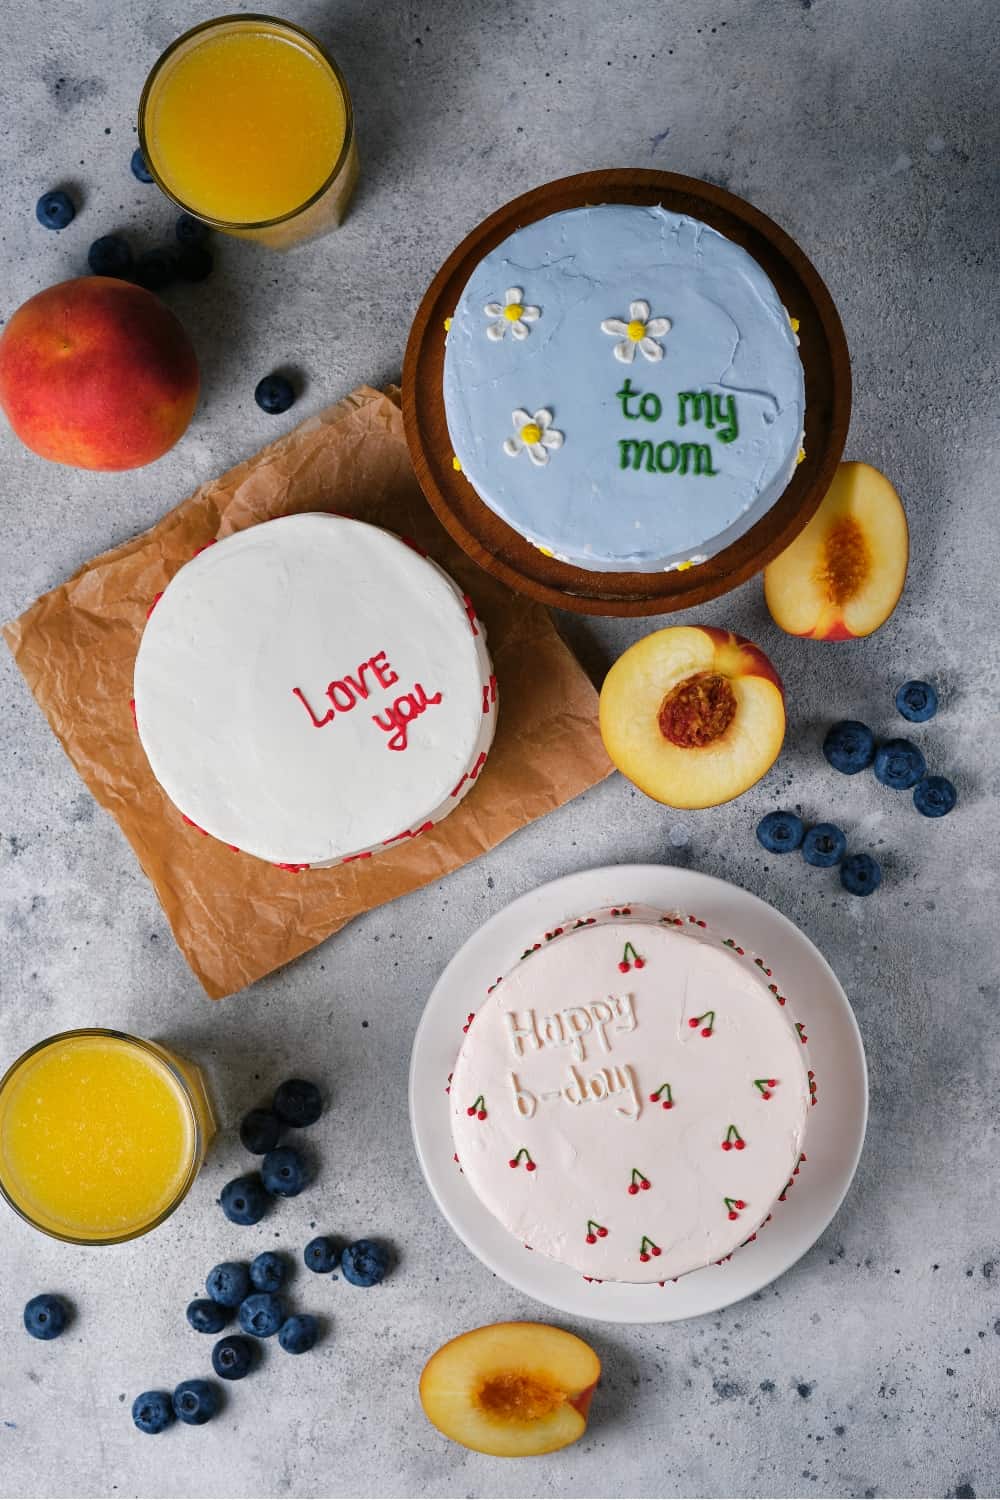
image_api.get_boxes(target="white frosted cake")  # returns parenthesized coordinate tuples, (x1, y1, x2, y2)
(450, 905, 811, 1283)
(133, 514, 497, 868)
(442, 203, 806, 573)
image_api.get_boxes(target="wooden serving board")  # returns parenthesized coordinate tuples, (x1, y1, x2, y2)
(402, 169, 851, 617)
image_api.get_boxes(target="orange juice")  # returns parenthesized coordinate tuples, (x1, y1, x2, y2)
(140, 16, 357, 245)
(0, 1031, 215, 1244)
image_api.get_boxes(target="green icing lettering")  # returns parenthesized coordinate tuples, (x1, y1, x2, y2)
(678, 391, 713, 428)
(616, 378, 641, 420)
(639, 392, 662, 423)
(619, 439, 656, 472)
(678, 390, 739, 443)
(678, 442, 717, 476)
(655, 441, 679, 473)
(712, 394, 738, 443)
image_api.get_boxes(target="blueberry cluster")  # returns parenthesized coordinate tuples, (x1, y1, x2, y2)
(823, 679, 957, 819)
(756, 811, 879, 896)
(218, 1079, 323, 1225)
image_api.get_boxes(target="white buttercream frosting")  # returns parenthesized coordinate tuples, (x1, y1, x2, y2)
(450, 906, 810, 1283)
(133, 514, 497, 867)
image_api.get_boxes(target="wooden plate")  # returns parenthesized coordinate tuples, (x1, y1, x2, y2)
(402, 169, 851, 617)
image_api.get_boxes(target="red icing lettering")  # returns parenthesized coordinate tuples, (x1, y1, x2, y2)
(372, 683, 443, 751)
(342, 660, 374, 700)
(327, 679, 357, 712)
(370, 651, 398, 690)
(292, 686, 334, 728)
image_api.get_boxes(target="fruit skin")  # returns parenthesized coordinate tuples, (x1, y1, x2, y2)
(599, 625, 785, 811)
(261, 1146, 308, 1197)
(419, 1321, 601, 1458)
(206, 1262, 251, 1308)
(133, 248, 176, 293)
(279, 1314, 320, 1355)
(801, 823, 847, 867)
(840, 853, 882, 896)
(823, 720, 876, 775)
(764, 462, 909, 639)
(176, 246, 214, 283)
(211, 1335, 254, 1381)
(341, 1239, 391, 1287)
(896, 680, 938, 723)
(756, 810, 804, 854)
(172, 1379, 219, 1426)
(130, 148, 154, 183)
(23, 1294, 67, 1340)
(186, 1298, 229, 1335)
(238, 1292, 285, 1338)
(220, 1173, 269, 1225)
(304, 1236, 340, 1274)
(87, 235, 133, 278)
(0, 276, 199, 471)
(874, 739, 926, 791)
(272, 1078, 322, 1127)
(255, 373, 296, 414)
(132, 1390, 175, 1435)
(913, 775, 957, 818)
(36, 191, 75, 230)
(249, 1251, 288, 1293)
(239, 1108, 283, 1155)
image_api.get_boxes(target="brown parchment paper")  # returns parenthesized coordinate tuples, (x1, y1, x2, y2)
(4, 386, 612, 999)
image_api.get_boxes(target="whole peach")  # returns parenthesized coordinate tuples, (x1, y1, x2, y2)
(0, 276, 199, 470)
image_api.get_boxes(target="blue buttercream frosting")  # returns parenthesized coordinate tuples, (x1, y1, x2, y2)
(442, 205, 806, 573)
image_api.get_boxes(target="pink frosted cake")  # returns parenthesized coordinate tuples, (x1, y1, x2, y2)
(450, 905, 812, 1283)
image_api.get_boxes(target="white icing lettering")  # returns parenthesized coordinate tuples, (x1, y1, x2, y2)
(553, 1063, 641, 1120)
(504, 995, 637, 1063)
(613, 992, 637, 1033)
(509, 1072, 537, 1118)
(589, 999, 615, 1053)
(613, 1064, 641, 1120)
(541, 1013, 567, 1047)
(504, 1010, 543, 1058)
(563, 1007, 593, 1062)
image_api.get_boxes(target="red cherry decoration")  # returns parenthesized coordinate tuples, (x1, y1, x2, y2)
(728, 1210, 738, 1220)
(467, 1106, 476, 1116)
(477, 1109, 486, 1121)
(662, 1100, 673, 1110)
(648, 1092, 659, 1102)
(508, 1158, 518, 1168)
(736, 1200, 746, 1210)
(618, 961, 630, 973)
(628, 1183, 639, 1196)
(639, 1252, 650, 1262)
(722, 1140, 732, 1151)
(597, 1226, 608, 1238)
(640, 1178, 651, 1190)
(701, 1027, 713, 1038)
(586, 1233, 597, 1245)
(652, 1245, 661, 1256)
(525, 1161, 536, 1172)
(769, 1079, 777, 1087)
(688, 1017, 699, 1028)
(735, 1139, 746, 1151)
(761, 1091, 772, 1100)
(634, 957, 645, 969)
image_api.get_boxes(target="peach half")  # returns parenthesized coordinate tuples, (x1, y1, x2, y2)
(764, 462, 908, 639)
(599, 626, 785, 810)
(419, 1322, 600, 1458)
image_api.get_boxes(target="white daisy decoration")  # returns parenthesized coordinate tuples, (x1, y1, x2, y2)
(502, 408, 564, 466)
(601, 300, 672, 363)
(484, 287, 541, 342)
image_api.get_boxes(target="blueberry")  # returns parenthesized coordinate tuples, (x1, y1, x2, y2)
(239, 1108, 282, 1155)
(238, 1292, 285, 1338)
(874, 738, 926, 791)
(130, 148, 154, 183)
(186, 1298, 229, 1335)
(220, 1173, 269, 1226)
(840, 853, 882, 897)
(341, 1239, 391, 1287)
(913, 775, 957, 818)
(131, 1389, 175, 1434)
(801, 823, 847, 868)
(176, 246, 214, 283)
(279, 1314, 319, 1355)
(211, 1335, 254, 1380)
(36, 190, 75, 231)
(896, 680, 938, 723)
(87, 234, 133, 278)
(756, 810, 805, 854)
(254, 374, 295, 415)
(262, 1146, 308, 1197)
(175, 213, 209, 247)
(133, 248, 176, 292)
(172, 1378, 219, 1426)
(23, 1294, 67, 1340)
(823, 720, 876, 775)
(304, 1236, 340, 1274)
(250, 1251, 288, 1293)
(272, 1078, 322, 1127)
(206, 1261, 251, 1308)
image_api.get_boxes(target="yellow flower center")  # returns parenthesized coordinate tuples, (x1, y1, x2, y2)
(520, 423, 542, 445)
(504, 303, 524, 322)
(627, 319, 646, 341)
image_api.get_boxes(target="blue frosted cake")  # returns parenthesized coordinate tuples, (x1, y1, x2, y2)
(442, 204, 806, 574)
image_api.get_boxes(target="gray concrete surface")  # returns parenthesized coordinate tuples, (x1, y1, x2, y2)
(1, 2, 998, 1496)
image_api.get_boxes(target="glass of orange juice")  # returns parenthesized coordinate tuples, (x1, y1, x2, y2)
(138, 14, 358, 249)
(0, 1029, 215, 1245)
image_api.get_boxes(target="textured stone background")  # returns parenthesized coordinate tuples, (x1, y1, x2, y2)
(1, 2, 998, 1496)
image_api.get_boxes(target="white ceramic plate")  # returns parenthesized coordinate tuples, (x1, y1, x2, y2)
(409, 865, 867, 1324)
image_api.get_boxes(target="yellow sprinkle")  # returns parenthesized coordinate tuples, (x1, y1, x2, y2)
(537, 545, 554, 558)
(676, 559, 694, 572)
(452, 455, 462, 471)
(443, 316, 453, 331)
(520, 423, 542, 445)
(504, 303, 524, 323)
(627, 319, 646, 341)
(796, 448, 806, 465)
(789, 316, 800, 332)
